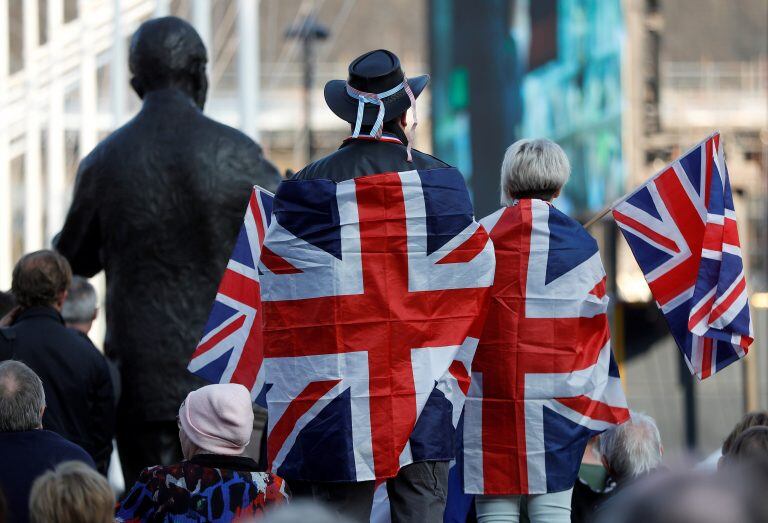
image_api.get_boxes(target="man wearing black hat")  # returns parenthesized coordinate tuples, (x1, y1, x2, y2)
(288, 49, 453, 523)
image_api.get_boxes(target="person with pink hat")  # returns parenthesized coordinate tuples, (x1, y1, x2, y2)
(116, 384, 287, 521)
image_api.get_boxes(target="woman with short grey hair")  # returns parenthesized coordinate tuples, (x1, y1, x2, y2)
(462, 138, 629, 523)
(499, 138, 571, 205)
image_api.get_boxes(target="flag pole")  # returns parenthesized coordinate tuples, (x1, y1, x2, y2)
(583, 206, 614, 229)
(583, 130, 721, 230)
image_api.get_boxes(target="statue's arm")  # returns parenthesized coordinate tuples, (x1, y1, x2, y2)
(54, 154, 104, 276)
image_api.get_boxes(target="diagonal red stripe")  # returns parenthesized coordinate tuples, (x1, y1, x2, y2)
(709, 277, 746, 324)
(250, 190, 266, 246)
(555, 395, 630, 424)
(688, 294, 716, 331)
(193, 314, 246, 358)
(436, 227, 489, 264)
(614, 210, 680, 253)
(219, 269, 261, 304)
(268, 379, 341, 467)
(261, 246, 303, 274)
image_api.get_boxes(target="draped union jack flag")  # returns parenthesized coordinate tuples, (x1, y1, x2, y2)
(613, 133, 753, 379)
(188, 187, 273, 401)
(260, 168, 495, 482)
(462, 200, 629, 495)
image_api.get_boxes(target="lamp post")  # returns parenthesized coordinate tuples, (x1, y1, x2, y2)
(286, 15, 329, 164)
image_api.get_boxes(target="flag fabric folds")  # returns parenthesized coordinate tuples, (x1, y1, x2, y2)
(188, 186, 273, 403)
(462, 199, 629, 495)
(613, 133, 753, 379)
(260, 168, 495, 483)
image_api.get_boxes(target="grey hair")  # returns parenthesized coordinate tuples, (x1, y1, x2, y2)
(500, 138, 571, 205)
(0, 360, 46, 431)
(599, 411, 662, 480)
(61, 276, 97, 324)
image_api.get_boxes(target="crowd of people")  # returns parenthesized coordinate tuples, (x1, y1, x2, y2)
(0, 323, 767, 523)
(0, 14, 766, 523)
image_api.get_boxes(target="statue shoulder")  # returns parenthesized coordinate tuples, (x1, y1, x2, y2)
(199, 115, 281, 188)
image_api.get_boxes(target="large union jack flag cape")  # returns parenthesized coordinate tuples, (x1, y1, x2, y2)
(462, 199, 629, 495)
(613, 133, 753, 379)
(260, 168, 494, 482)
(188, 187, 273, 401)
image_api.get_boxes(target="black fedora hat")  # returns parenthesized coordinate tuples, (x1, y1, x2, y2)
(324, 49, 429, 128)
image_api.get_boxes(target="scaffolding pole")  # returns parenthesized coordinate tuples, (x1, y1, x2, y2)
(47, 0, 66, 243)
(192, 0, 212, 98)
(237, 0, 260, 140)
(0, 0, 10, 287)
(23, 0, 43, 253)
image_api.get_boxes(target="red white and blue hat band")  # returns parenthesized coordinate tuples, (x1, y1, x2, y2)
(345, 78, 419, 162)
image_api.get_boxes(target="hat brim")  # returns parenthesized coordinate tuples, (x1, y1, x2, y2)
(324, 75, 429, 126)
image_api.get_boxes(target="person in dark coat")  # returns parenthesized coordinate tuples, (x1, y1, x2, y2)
(287, 49, 453, 523)
(54, 16, 281, 486)
(0, 360, 96, 523)
(0, 251, 114, 474)
(61, 276, 121, 405)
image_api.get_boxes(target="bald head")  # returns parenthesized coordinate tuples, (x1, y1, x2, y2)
(0, 361, 45, 432)
(129, 16, 208, 108)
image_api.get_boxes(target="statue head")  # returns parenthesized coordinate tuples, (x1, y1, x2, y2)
(129, 17, 208, 109)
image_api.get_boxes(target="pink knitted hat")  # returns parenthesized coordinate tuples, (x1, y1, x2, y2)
(178, 383, 253, 455)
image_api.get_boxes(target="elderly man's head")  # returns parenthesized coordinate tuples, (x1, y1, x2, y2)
(177, 384, 254, 458)
(500, 138, 571, 205)
(0, 361, 46, 432)
(61, 276, 98, 334)
(11, 250, 72, 311)
(129, 16, 208, 109)
(599, 411, 662, 482)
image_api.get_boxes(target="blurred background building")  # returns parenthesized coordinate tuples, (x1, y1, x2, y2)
(428, 0, 767, 457)
(1, 0, 767, 458)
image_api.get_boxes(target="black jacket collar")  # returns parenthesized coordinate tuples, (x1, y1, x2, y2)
(14, 306, 64, 325)
(189, 453, 261, 471)
(341, 130, 407, 150)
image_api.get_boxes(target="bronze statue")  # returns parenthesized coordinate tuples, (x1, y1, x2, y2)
(55, 16, 280, 484)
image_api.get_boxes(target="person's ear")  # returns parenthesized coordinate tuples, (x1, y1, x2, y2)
(38, 406, 46, 428)
(553, 188, 562, 199)
(601, 455, 610, 471)
(399, 112, 408, 128)
(92, 307, 99, 321)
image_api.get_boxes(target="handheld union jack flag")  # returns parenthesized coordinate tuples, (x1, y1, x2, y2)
(260, 168, 495, 482)
(461, 200, 629, 495)
(613, 133, 753, 379)
(188, 186, 273, 403)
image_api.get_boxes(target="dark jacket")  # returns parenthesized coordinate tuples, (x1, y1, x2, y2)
(116, 454, 287, 521)
(0, 429, 95, 523)
(0, 307, 115, 472)
(294, 134, 449, 182)
(55, 88, 281, 422)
